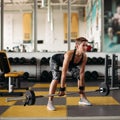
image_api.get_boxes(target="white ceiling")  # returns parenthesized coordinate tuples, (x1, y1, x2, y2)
(3, 0, 88, 11)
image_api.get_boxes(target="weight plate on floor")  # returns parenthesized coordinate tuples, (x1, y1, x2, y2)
(24, 90, 36, 105)
(99, 82, 110, 96)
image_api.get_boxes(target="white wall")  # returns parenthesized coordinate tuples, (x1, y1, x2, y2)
(4, 9, 87, 52)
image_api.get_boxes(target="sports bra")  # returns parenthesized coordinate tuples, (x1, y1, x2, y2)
(69, 49, 83, 68)
(52, 49, 84, 68)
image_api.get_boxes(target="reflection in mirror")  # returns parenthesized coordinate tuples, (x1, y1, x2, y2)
(2, 0, 101, 52)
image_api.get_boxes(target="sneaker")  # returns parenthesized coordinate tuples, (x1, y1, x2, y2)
(78, 98, 92, 106)
(47, 101, 56, 111)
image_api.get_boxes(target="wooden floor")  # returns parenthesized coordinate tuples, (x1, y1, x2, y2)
(0, 80, 120, 120)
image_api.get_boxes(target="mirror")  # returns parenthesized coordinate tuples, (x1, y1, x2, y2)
(103, 0, 120, 52)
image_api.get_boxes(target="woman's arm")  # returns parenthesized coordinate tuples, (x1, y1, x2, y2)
(79, 54, 87, 87)
(60, 52, 71, 88)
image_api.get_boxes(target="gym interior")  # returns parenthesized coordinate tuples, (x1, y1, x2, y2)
(0, 0, 120, 120)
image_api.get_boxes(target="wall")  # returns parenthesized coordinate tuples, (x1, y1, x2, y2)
(4, 9, 87, 52)
(86, 0, 102, 52)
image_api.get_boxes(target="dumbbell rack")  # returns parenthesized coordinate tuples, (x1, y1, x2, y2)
(10, 57, 38, 81)
(105, 54, 120, 88)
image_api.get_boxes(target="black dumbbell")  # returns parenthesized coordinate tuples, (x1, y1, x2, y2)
(40, 70, 50, 82)
(40, 57, 48, 65)
(13, 57, 20, 64)
(97, 57, 105, 65)
(92, 57, 98, 65)
(87, 57, 92, 65)
(19, 57, 26, 64)
(91, 71, 99, 80)
(30, 57, 37, 65)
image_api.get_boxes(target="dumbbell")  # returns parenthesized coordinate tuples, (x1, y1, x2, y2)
(23, 72, 29, 79)
(92, 57, 98, 65)
(30, 57, 37, 65)
(40, 57, 49, 65)
(86, 57, 92, 65)
(19, 57, 26, 64)
(13, 57, 20, 64)
(40, 70, 51, 82)
(97, 57, 105, 65)
(91, 71, 99, 80)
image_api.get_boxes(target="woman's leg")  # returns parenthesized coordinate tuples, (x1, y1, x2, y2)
(48, 79, 59, 101)
(77, 79, 86, 98)
(77, 80, 92, 105)
(47, 59, 60, 110)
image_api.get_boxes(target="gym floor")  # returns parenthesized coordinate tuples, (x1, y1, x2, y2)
(0, 80, 120, 120)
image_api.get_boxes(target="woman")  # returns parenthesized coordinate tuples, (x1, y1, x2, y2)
(47, 37, 92, 111)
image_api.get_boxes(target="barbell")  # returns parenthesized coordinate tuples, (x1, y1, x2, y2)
(6, 82, 110, 106)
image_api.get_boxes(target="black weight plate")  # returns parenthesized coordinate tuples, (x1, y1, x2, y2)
(99, 82, 110, 96)
(25, 90, 36, 105)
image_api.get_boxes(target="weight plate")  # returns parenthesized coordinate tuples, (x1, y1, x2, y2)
(99, 82, 110, 96)
(24, 90, 36, 105)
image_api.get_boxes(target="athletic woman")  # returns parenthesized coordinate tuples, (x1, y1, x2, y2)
(47, 37, 92, 111)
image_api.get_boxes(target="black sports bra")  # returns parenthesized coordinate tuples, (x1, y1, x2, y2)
(52, 49, 84, 68)
(69, 49, 84, 68)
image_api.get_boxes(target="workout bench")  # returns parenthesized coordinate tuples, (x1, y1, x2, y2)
(0, 51, 25, 96)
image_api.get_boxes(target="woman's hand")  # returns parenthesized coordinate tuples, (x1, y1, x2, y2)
(58, 87, 66, 96)
(58, 91, 65, 96)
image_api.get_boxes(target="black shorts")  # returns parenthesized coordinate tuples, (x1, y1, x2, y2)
(50, 58, 80, 81)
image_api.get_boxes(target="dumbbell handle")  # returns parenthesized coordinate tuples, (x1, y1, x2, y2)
(6, 96, 26, 102)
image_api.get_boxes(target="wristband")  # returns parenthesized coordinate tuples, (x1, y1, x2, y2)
(59, 87, 66, 91)
(79, 91, 84, 94)
(79, 86, 85, 91)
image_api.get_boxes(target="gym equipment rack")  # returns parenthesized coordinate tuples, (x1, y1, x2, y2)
(105, 54, 120, 89)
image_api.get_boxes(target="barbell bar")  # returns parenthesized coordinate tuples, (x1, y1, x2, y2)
(6, 82, 110, 106)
